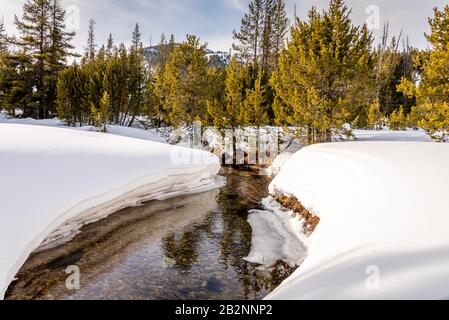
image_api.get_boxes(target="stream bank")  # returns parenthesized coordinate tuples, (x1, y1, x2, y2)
(6, 168, 299, 300)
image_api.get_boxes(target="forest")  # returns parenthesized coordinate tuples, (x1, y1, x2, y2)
(0, 0, 448, 143)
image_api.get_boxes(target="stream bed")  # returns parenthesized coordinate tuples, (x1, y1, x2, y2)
(6, 168, 298, 300)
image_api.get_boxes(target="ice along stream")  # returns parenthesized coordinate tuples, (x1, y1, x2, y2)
(6, 168, 298, 300)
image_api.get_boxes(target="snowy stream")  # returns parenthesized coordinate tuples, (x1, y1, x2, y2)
(5, 168, 302, 300)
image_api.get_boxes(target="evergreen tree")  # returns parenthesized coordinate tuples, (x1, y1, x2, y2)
(104, 44, 127, 123)
(234, 0, 289, 75)
(10, 0, 75, 118)
(0, 20, 8, 111)
(57, 63, 89, 126)
(0, 49, 34, 115)
(398, 5, 449, 141)
(205, 67, 226, 126)
(106, 33, 114, 57)
(159, 35, 210, 126)
(131, 23, 142, 52)
(260, 0, 274, 74)
(46, 0, 76, 117)
(91, 88, 110, 132)
(169, 34, 176, 47)
(373, 24, 415, 117)
(271, 0, 374, 143)
(244, 71, 269, 125)
(85, 18, 97, 61)
(156, 33, 169, 68)
(367, 100, 383, 130)
(0, 19, 7, 53)
(125, 23, 147, 126)
(388, 106, 407, 130)
(426, 5, 449, 51)
(270, 0, 289, 70)
(224, 57, 246, 127)
(13, 0, 51, 118)
(233, 0, 265, 65)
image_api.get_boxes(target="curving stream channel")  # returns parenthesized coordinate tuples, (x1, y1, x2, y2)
(6, 168, 297, 300)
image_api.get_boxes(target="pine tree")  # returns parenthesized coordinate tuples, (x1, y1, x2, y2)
(168, 34, 176, 54)
(131, 23, 142, 52)
(205, 67, 226, 127)
(389, 106, 407, 130)
(270, 0, 289, 70)
(46, 0, 76, 117)
(91, 89, 110, 132)
(233, 0, 265, 65)
(398, 5, 449, 141)
(426, 5, 449, 51)
(224, 57, 245, 127)
(234, 0, 288, 75)
(372, 24, 415, 117)
(260, 0, 274, 74)
(106, 33, 114, 57)
(271, 0, 374, 143)
(0, 19, 7, 53)
(104, 45, 126, 124)
(57, 63, 89, 126)
(156, 33, 168, 68)
(0, 19, 8, 111)
(367, 100, 383, 130)
(11, 0, 76, 118)
(124, 23, 147, 126)
(160, 35, 210, 126)
(85, 18, 97, 61)
(244, 71, 268, 125)
(260, 0, 289, 75)
(13, 0, 51, 118)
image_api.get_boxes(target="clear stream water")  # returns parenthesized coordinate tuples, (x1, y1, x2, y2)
(6, 168, 297, 300)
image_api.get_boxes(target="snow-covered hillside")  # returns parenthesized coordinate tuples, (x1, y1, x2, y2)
(0, 124, 221, 299)
(266, 142, 449, 299)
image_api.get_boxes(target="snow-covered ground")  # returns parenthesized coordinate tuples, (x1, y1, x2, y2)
(3, 112, 447, 299)
(0, 124, 221, 299)
(264, 128, 433, 176)
(266, 141, 449, 299)
(353, 128, 434, 142)
(0, 114, 166, 144)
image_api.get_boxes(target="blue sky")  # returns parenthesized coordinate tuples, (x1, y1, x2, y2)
(2, 0, 447, 53)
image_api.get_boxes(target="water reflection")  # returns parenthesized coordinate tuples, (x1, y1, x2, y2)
(6, 168, 298, 300)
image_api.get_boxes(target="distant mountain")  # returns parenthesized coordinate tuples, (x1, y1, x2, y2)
(143, 45, 230, 69)
(205, 49, 231, 69)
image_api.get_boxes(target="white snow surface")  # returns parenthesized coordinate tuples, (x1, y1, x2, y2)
(263, 152, 294, 176)
(267, 141, 449, 299)
(0, 124, 221, 299)
(0, 113, 166, 144)
(353, 128, 433, 142)
(244, 197, 307, 268)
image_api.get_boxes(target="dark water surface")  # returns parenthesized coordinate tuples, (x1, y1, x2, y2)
(6, 168, 297, 300)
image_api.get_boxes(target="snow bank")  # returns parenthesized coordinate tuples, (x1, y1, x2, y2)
(263, 152, 294, 176)
(0, 124, 221, 299)
(267, 142, 449, 299)
(353, 128, 433, 142)
(0, 114, 166, 144)
(244, 197, 307, 267)
(0, 116, 63, 127)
